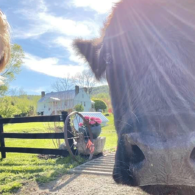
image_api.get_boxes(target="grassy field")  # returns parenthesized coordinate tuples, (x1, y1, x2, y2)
(0, 114, 117, 194)
(101, 114, 117, 151)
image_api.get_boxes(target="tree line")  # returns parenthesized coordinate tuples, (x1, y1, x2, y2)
(0, 43, 38, 118)
(0, 93, 40, 118)
(51, 69, 106, 95)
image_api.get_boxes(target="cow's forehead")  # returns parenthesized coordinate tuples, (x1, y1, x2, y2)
(103, 0, 195, 123)
(103, 0, 195, 42)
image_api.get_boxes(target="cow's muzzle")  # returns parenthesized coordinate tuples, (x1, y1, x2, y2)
(113, 132, 195, 186)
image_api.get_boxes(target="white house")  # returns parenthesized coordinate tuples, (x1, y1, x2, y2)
(37, 86, 95, 115)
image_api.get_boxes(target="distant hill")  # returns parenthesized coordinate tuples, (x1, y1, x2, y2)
(27, 95, 41, 100)
(91, 85, 109, 97)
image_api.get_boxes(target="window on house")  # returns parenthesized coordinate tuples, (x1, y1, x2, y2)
(82, 94, 84, 98)
(84, 102, 86, 107)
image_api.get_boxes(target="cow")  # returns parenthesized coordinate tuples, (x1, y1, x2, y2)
(73, 0, 195, 194)
(0, 10, 10, 72)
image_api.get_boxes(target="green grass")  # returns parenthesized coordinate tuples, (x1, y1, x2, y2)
(0, 115, 117, 194)
(101, 114, 117, 151)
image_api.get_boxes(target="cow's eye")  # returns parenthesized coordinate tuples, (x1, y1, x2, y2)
(104, 52, 112, 65)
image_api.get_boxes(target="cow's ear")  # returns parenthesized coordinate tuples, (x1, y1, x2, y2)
(73, 39, 107, 80)
(0, 11, 10, 72)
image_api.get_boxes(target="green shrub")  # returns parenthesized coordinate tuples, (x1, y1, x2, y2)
(93, 99, 107, 112)
(74, 104, 84, 112)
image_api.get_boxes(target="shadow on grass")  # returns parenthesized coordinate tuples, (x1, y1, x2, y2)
(34, 154, 106, 192)
(36, 172, 81, 193)
(34, 157, 84, 184)
(49, 174, 81, 192)
(0, 155, 81, 194)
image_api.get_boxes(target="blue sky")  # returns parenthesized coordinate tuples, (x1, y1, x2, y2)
(1, 0, 119, 95)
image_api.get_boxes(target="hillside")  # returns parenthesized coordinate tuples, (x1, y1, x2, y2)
(27, 95, 41, 100)
(91, 85, 109, 97)
(91, 85, 112, 112)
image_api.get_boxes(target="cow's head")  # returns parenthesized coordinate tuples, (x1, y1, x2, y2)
(0, 10, 10, 73)
(74, 0, 195, 194)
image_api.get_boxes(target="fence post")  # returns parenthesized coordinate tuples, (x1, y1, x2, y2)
(0, 115, 6, 158)
(61, 111, 68, 122)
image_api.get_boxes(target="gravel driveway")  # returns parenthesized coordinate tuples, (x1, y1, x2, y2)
(16, 174, 148, 195)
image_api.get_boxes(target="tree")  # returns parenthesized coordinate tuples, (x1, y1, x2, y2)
(92, 93, 112, 112)
(0, 44, 24, 95)
(16, 97, 31, 116)
(93, 99, 107, 112)
(0, 85, 8, 96)
(52, 74, 74, 92)
(52, 69, 96, 95)
(72, 69, 96, 94)
(74, 104, 84, 112)
(0, 96, 21, 117)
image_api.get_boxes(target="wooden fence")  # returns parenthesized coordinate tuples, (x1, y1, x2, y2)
(0, 111, 70, 159)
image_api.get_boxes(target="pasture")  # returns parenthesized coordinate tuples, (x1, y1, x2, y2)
(0, 114, 116, 194)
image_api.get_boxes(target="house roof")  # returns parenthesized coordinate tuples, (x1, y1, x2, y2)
(38, 90, 76, 103)
(80, 112, 109, 124)
(50, 97, 60, 101)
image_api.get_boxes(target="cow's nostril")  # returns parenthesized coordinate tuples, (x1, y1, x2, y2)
(190, 148, 195, 162)
(131, 145, 145, 164)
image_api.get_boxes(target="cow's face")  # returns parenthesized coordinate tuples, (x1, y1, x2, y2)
(0, 10, 10, 72)
(74, 0, 195, 194)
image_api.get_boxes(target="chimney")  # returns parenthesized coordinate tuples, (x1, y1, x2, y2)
(84, 87, 87, 93)
(41, 91, 45, 98)
(75, 86, 79, 95)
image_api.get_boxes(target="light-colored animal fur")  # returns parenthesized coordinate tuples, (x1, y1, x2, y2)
(0, 10, 10, 73)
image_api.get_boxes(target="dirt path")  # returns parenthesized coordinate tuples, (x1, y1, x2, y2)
(15, 174, 148, 195)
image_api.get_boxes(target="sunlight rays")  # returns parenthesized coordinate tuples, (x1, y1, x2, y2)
(104, 0, 195, 134)
(130, 7, 190, 133)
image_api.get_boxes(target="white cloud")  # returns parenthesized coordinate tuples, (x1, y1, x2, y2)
(73, 0, 120, 14)
(13, 1, 99, 40)
(13, 25, 49, 39)
(23, 53, 86, 78)
(38, 12, 94, 37)
(54, 37, 85, 64)
(12, 0, 109, 72)
(13, 13, 95, 39)
(21, 0, 47, 12)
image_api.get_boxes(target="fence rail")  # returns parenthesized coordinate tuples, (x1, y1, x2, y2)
(1, 147, 68, 156)
(3, 133, 64, 139)
(0, 112, 69, 159)
(0, 115, 65, 124)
